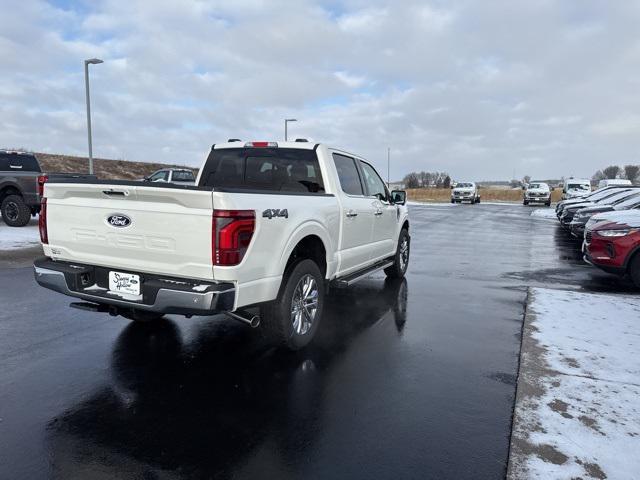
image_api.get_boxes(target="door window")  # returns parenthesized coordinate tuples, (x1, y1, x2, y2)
(149, 171, 170, 182)
(332, 153, 364, 196)
(359, 161, 388, 201)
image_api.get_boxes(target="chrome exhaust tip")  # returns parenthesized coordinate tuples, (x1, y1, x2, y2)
(225, 310, 261, 328)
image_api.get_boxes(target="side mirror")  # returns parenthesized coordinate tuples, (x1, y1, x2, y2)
(391, 190, 406, 205)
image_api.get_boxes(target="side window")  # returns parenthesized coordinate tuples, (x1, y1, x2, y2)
(359, 161, 388, 200)
(150, 171, 169, 182)
(332, 153, 364, 196)
(172, 170, 194, 181)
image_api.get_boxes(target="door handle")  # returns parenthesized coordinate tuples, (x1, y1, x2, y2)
(374, 209, 383, 216)
(345, 210, 358, 218)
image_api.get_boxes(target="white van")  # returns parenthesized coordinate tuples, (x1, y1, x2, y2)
(562, 178, 591, 200)
(598, 178, 632, 189)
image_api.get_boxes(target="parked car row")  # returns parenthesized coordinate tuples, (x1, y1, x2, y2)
(554, 185, 640, 286)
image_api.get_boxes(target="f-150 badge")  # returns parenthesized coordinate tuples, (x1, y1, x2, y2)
(262, 209, 288, 219)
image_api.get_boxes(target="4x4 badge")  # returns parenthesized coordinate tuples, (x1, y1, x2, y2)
(262, 209, 288, 219)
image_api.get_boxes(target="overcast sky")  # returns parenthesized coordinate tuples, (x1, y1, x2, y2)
(1, 0, 640, 181)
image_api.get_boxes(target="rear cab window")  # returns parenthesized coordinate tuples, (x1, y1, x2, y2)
(201, 148, 325, 194)
(0, 153, 41, 172)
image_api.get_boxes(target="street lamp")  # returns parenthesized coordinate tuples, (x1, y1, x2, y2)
(84, 58, 103, 174)
(284, 118, 297, 141)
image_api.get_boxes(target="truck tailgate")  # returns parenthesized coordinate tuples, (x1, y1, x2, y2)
(44, 183, 213, 280)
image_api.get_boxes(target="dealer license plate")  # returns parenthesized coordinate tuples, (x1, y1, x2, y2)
(109, 271, 141, 296)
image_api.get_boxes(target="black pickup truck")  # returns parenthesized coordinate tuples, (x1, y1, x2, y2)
(0, 151, 95, 227)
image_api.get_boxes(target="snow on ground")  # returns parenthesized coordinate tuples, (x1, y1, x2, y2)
(0, 217, 40, 250)
(530, 208, 557, 219)
(508, 287, 640, 479)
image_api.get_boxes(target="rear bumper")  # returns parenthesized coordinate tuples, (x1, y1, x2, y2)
(33, 257, 235, 315)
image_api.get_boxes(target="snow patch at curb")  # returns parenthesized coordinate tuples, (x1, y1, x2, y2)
(508, 287, 640, 479)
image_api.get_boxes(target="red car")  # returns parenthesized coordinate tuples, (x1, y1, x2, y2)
(584, 211, 640, 286)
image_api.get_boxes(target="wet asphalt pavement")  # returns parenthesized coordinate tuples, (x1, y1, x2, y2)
(0, 203, 634, 479)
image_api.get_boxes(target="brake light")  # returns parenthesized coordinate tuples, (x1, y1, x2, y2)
(37, 174, 48, 197)
(39, 198, 48, 244)
(212, 210, 255, 266)
(244, 142, 278, 148)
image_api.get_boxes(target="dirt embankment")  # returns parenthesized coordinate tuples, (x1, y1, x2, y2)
(407, 188, 563, 203)
(36, 152, 198, 180)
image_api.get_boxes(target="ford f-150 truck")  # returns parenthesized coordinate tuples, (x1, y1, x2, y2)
(34, 141, 410, 349)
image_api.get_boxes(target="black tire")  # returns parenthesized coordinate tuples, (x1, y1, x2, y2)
(523, 200, 529, 205)
(385, 228, 410, 279)
(629, 254, 640, 288)
(1, 195, 31, 227)
(260, 259, 325, 350)
(120, 308, 165, 322)
(545, 201, 551, 207)
(450, 199, 455, 204)
(476, 197, 481, 204)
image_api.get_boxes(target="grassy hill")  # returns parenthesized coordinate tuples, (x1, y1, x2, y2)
(36, 152, 198, 180)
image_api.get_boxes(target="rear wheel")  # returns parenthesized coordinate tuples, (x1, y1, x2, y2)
(1, 195, 31, 227)
(385, 228, 410, 279)
(261, 259, 325, 350)
(629, 254, 640, 288)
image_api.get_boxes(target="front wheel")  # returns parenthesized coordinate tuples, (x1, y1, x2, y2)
(385, 228, 410, 279)
(261, 259, 325, 350)
(523, 200, 529, 205)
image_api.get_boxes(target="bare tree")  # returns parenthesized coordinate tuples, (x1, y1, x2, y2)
(624, 165, 640, 184)
(602, 165, 620, 179)
(522, 175, 531, 186)
(403, 172, 420, 188)
(443, 175, 451, 189)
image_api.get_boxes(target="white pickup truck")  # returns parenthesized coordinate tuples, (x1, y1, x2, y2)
(34, 141, 410, 349)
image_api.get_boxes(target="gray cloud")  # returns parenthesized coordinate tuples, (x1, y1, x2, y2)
(1, 0, 639, 181)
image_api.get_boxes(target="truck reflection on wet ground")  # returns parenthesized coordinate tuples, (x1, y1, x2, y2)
(46, 279, 408, 479)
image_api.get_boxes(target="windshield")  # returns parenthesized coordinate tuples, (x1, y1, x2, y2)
(567, 183, 589, 191)
(528, 183, 547, 189)
(456, 183, 473, 188)
(595, 190, 636, 204)
(612, 192, 640, 207)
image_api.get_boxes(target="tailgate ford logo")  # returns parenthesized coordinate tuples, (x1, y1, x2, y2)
(107, 214, 132, 228)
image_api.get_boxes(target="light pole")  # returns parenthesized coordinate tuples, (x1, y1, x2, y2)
(387, 147, 390, 187)
(284, 118, 297, 141)
(84, 58, 103, 174)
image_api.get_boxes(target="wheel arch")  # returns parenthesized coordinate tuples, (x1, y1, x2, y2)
(0, 183, 23, 204)
(279, 222, 334, 279)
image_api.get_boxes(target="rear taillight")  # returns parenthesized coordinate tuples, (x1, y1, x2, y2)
(37, 174, 48, 197)
(212, 210, 255, 266)
(39, 198, 48, 244)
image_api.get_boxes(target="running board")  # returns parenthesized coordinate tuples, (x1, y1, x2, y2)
(331, 259, 394, 288)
